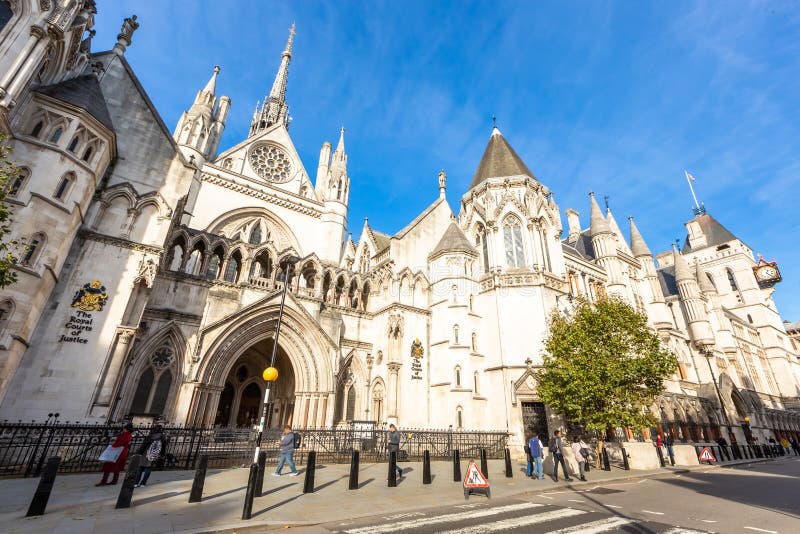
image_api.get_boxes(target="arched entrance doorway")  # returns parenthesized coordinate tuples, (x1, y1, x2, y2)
(212, 337, 296, 428)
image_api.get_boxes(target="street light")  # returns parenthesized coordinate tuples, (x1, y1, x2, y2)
(252, 255, 300, 463)
(700, 345, 735, 444)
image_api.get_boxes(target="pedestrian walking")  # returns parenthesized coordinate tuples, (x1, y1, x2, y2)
(571, 436, 589, 481)
(664, 433, 675, 462)
(387, 424, 403, 479)
(524, 432, 533, 477)
(134, 424, 167, 487)
(779, 437, 789, 454)
(789, 437, 800, 456)
(529, 433, 544, 480)
(96, 423, 134, 486)
(548, 430, 573, 482)
(273, 425, 300, 476)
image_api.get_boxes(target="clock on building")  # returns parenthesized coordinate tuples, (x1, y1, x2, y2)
(753, 255, 782, 288)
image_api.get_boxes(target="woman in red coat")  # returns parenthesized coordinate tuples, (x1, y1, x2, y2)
(96, 423, 134, 486)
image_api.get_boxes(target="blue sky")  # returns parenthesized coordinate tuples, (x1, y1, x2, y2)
(92, 1, 800, 320)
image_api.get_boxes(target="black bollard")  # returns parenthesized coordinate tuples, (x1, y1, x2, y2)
(303, 451, 316, 494)
(504, 448, 513, 478)
(116, 454, 141, 509)
(453, 449, 461, 482)
(241, 463, 258, 520)
(480, 448, 489, 479)
(26, 456, 61, 517)
(188, 454, 208, 503)
(255, 451, 267, 497)
(423, 450, 432, 484)
(655, 444, 666, 467)
(602, 447, 611, 471)
(348, 450, 360, 490)
(388, 451, 398, 487)
(621, 446, 630, 470)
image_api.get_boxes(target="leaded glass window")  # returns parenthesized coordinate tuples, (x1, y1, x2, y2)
(503, 216, 525, 268)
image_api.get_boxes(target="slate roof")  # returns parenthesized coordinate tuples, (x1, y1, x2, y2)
(657, 265, 679, 297)
(682, 213, 738, 253)
(561, 229, 596, 261)
(371, 230, 391, 252)
(35, 75, 114, 132)
(430, 221, 476, 257)
(469, 128, 536, 190)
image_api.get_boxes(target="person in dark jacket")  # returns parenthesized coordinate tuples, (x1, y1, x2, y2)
(548, 430, 573, 482)
(273, 425, 299, 476)
(387, 424, 403, 478)
(529, 433, 544, 480)
(134, 424, 167, 487)
(96, 423, 133, 486)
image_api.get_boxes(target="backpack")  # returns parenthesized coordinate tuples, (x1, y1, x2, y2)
(580, 447, 590, 459)
(146, 439, 162, 462)
(292, 432, 301, 449)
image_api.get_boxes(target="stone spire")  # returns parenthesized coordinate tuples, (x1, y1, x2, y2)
(330, 126, 348, 178)
(249, 24, 295, 136)
(173, 65, 230, 163)
(203, 65, 220, 95)
(628, 216, 652, 257)
(589, 192, 611, 237)
(672, 243, 693, 282)
(605, 207, 631, 254)
(696, 260, 716, 294)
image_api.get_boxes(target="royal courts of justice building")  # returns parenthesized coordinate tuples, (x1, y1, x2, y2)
(0, 2, 798, 451)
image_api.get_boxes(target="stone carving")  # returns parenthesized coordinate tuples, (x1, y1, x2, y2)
(71, 280, 109, 312)
(117, 328, 136, 345)
(117, 15, 139, 46)
(388, 312, 404, 339)
(134, 258, 158, 288)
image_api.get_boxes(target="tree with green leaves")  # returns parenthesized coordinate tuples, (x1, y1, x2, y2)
(0, 135, 22, 288)
(537, 296, 677, 445)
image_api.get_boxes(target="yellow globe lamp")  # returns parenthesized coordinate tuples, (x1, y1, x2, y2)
(262, 367, 279, 382)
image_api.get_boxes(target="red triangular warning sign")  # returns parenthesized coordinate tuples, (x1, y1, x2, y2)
(698, 447, 715, 461)
(463, 461, 489, 488)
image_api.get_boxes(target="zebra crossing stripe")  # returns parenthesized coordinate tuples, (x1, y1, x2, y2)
(662, 529, 711, 534)
(343, 502, 543, 534)
(436, 508, 588, 534)
(547, 516, 635, 533)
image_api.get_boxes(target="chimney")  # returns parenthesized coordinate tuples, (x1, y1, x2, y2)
(565, 209, 581, 243)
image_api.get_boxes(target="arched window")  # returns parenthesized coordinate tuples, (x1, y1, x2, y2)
(21, 233, 45, 266)
(7, 168, 29, 197)
(503, 215, 525, 268)
(454, 366, 461, 387)
(0, 299, 14, 334)
(248, 225, 262, 245)
(473, 371, 479, 395)
(168, 244, 184, 271)
(475, 225, 490, 273)
(205, 253, 221, 279)
(0, 2, 11, 33)
(453, 324, 459, 345)
(727, 269, 738, 291)
(184, 249, 203, 275)
(53, 173, 74, 200)
(371, 381, 384, 423)
(30, 121, 44, 138)
(345, 384, 356, 421)
(82, 146, 93, 162)
(129, 344, 176, 416)
(67, 136, 79, 153)
(456, 406, 464, 430)
(49, 127, 63, 143)
(223, 253, 240, 283)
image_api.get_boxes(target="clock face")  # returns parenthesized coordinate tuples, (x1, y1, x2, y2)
(758, 266, 777, 280)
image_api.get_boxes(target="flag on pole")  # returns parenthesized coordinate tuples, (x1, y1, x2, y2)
(685, 170, 696, 182)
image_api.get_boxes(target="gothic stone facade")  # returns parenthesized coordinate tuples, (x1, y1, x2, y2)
(1, 3, 799, 449)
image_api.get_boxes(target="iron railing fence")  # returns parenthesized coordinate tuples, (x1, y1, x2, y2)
(0, 422, 508, 478)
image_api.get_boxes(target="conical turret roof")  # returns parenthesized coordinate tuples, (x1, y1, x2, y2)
(589, 193, 611, 237)
(430, 221, 477, 257)
(628, 216, 652, 257)
(672, 244, 693, 282)
(696, 260, 716, 294)
(469, 127, 536, 189)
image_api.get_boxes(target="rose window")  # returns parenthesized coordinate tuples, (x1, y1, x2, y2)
(150, 346, 175, 370)
(248, 144, 292, 182)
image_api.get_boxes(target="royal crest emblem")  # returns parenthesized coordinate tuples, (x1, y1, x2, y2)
(411, 338, 424, 359)
(71, 280, 109, 312)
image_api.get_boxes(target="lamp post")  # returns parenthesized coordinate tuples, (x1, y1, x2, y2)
(252, 256, 300, 463)
(700, 345, 735, 443)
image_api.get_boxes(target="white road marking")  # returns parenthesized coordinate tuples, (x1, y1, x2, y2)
(662, 528, 711, 534)
(381, 512, 424, 520)
(744, 528, 778, 534)
(436, 508, 587, 534)
(548, 516, 635, 533)
(605, 504, 623, 509)
(641, 509, 665, 515)
(700, 519, 718, 523)
(343, 502, 543, 534)
(568, 499, 585, 503)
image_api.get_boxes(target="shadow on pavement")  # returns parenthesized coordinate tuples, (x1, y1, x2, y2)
(203, 485, 246, 501)
(262, 482, 297, 496)
(252, 493, 304, 518)
(316, 475, 347, 491)
(357, 478, 374, 489)
(134, 490, 188, 506)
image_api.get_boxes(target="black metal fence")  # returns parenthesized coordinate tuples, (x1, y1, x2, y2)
(0, 422, 508, 478)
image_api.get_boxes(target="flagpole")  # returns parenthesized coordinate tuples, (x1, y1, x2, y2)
(685, 170, 700, 211)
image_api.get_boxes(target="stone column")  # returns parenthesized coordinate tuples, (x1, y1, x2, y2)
(0, 26, 45, 100)
(387, 362, 401, 419)
(528, 222, 541, 270)
(93, 327, 137, 410)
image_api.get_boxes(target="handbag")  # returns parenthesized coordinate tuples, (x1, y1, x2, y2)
(99, 445, 123, 463)
(579, 447, 590, 459)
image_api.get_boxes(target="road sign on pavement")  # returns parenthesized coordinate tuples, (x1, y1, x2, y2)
(698, 447, 716, 462)
(463, 461, 490, 499)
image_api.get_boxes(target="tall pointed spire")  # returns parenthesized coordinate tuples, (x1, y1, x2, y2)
(628, 216, 652, 257)
(589, 192, 611, 236)
(202, 65, 220, 95)
(696, 260, 716, 294)
(672, 243, 693, 282)
(249, 24, 295, 137)
(335, 126, 345, 154)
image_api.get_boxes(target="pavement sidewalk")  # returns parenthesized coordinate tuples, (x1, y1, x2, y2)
(0, 456, 774, 534)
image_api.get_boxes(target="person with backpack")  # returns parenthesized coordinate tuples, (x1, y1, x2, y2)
(570, 435, 589, 481)
(548, 430, 573, 482)
(273, 425, 300, 476)
(528, 433, 544, 480)
(134, 424, 167, 488)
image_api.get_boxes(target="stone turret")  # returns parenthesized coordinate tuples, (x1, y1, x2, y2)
(589, 193, 625, 297)
(173, 66, 229, 163)
(673, 245, 714, 347)
(629, 217, 671, 329)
